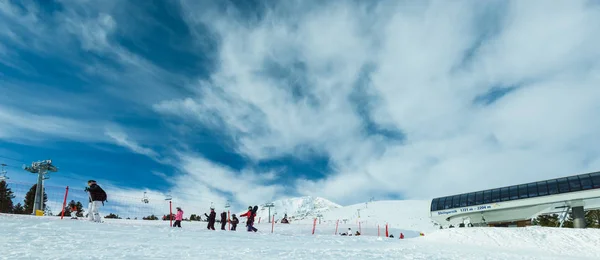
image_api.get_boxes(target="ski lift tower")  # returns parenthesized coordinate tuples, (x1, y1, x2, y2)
(164, 191, 173, 227)
(264, 202, 275, 223)
(23, 160, 58, 214)
(0, 163, 8, 182)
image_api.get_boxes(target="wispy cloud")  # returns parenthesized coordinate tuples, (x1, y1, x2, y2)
(2, 0, 600, 208)
(169, 0, 600, 204)
(104, 128, 159, 159)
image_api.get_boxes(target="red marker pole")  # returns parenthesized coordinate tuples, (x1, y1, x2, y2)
(378, 225, 380, 237)
(334, 219, 339, 235)
(271, 215, 275, 233)
(312, 218, 317, 235)
(258, 217, 261, 224)
(60, 186, 69, 220)
(385, 223, 389, 237)
(169, 201, 173, 227)
(228, 210, 231, 230)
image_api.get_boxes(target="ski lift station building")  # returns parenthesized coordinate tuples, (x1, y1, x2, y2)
(429, 171, 600, 228)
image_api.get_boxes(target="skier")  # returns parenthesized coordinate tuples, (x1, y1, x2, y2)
(84, 180, 107, 223)
(173, 207, 183, 228)
(220, 211, 227, 230)
(230, 214, 239, 231)
(204, 207, 216, 230)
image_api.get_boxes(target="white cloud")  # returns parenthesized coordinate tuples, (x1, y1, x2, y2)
(165, 0, 600, 205)
(104, 128, 159, 159)
(174, 154, 285, 208)
(0, 105, 105, 143)
(3, 0, 600, 208)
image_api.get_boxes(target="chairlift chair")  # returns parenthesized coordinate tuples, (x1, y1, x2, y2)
(142, 192, 149, 204)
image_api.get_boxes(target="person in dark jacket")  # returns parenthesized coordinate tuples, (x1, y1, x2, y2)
(220, 211, 227, 230)
(84, 180, 107, 223)
(204, 208, 216, 230)
(230, 214, 239, 231)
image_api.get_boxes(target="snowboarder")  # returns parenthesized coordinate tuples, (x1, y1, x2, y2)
(220, 211, 227, 230)
(85, 180, 106, 223)
(241, 205, 258, 232)
(173, 207, 183, 228)
(242, 206, 252, 227)
(230, 214, 239, 231)
(204, 208, 216, 230)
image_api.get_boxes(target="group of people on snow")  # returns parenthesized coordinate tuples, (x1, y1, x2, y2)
(79, 180, 266, 232)
(339, 227, 361, 236)
(200, 205, 258, 232)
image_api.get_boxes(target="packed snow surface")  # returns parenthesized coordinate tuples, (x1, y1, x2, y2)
(1, 214, 600, 259)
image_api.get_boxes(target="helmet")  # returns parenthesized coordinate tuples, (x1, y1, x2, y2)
(87, 180, 96, 184)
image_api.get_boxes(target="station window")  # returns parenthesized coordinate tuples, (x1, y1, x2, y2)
(517, 184, 528, 199)
(490, 189, 500, 202)
(509, 186, 518, 200)
(467, 193, 476, 206)
(591, 172, 600, 188)
(431, 198, 438, 211)
(568, 176, 581, 192)
(445, 197, 454, 209)
(557, 178, 570, 193)
(537, 181, 549, 196)
(500, 187, 510, 201)
(484, 190, 493, 203)
(475, 191, 484, 205)
(459, 194, 468, 207)
(579, 174, 593, 190)
(527, 183, 538, 198)
(437, 197, 446, 210)
(547, 180, 559, 195)
(452, 195, 461, 208)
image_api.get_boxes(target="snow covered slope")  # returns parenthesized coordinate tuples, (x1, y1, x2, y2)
(2, 213, 600, 259)
(242, 196, 342, 222)
(242, 198, 435, 234)
(315, 200, 436, 233)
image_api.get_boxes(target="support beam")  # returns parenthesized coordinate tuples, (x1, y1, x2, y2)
(33, 172, 44, 214)
(572, 206, 586, 229)
(264, 203, 275, 223)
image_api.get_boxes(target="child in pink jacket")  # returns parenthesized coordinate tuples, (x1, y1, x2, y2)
(173, 207, 183, 228)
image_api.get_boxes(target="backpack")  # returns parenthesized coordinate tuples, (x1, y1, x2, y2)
(97, 186, 107, 202)
(252, 205, 258, 214)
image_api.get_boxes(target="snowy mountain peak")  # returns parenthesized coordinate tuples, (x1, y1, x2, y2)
(246, 196, 342, 221)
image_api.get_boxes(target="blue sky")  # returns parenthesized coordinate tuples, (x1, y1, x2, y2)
(2, 0, 600, 214)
